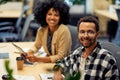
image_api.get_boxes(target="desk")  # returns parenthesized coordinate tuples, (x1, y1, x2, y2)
(94, 10, 118, 21)
(0, 10, 21, 18)
(0, 2, 22, 18)
(0, 42, 55, 80)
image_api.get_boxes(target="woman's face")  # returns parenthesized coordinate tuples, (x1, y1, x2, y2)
(46, 8, 60, 29)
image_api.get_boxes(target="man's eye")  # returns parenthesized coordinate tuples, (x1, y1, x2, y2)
(79, 31, 85, 34)
(88, 31, 95, 34)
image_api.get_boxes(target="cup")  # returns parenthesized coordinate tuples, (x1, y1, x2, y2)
(16, 57, 24, 70)
(2, 74, 9, 80)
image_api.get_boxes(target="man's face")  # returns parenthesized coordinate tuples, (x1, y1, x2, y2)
(78, 22, 99, 48)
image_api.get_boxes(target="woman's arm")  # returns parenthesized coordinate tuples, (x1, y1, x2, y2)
(27, 56, 52, 63)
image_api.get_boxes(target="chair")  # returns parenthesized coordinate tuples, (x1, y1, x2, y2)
(0, 5, 30, 42)
(67, 25, 81, 53)
(112, 8, 120, 46)
(20, 14, 34, 41)
(101, 42, 120, 77)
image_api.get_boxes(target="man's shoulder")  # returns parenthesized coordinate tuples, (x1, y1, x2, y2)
(99, 48, 116, 61)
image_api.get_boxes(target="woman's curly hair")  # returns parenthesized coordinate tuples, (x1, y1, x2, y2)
(33, 0, 70, 27)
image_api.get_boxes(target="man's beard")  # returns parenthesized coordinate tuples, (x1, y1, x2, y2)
(81, 38, 96, 48)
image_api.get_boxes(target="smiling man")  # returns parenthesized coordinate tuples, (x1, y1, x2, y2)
(52, 16, 120, 80)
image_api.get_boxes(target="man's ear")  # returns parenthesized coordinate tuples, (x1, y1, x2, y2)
(96, 31, 100, 38)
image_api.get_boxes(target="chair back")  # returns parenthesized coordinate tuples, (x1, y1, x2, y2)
(101, 42, 120, 75)
(15, 5, 30, 37)
(67, 25, 81, 53)
(112, 9, 120, 46)
(20, 14, 34, 41)
(0, 5, 30, 42)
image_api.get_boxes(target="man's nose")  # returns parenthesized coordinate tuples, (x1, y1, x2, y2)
(84, 32, 89, 37)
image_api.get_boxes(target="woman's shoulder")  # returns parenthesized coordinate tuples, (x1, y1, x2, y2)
(37, 27, 47, 31)
(58, 24, 69, 31)
(37, 27, 48, 35)
(59, 24, 68, 28)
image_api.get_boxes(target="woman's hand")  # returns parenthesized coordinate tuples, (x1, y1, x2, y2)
(25, 50, 36, 62)
(26, 50, 34, 56)
(27, 55, 37, 62)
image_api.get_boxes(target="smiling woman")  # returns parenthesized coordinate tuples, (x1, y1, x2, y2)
(21, 0, 72, 63)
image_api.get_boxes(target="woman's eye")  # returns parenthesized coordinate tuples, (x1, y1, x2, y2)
(47, 13, 52, 16)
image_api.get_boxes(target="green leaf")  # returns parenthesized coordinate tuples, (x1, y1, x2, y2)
(4, 60, 13, 80)
(64, 70, 81, 80)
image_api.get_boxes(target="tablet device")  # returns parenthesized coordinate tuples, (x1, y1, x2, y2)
(12, 42, 25, 54)
(12, 43, 33, 65)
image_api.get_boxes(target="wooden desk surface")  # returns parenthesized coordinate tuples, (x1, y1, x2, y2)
(0, 42, 55, 80)
(0, 10, 21, 18)
(94, 10, 118, 21)
(0, 2, 22, 18)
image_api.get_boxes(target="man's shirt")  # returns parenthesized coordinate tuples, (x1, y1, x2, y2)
(56, 42, 120, 80)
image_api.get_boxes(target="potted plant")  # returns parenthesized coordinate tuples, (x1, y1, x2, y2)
(64, 70, 81, 80)
(69, 0, 84, 5)
(2, 60, 14, 80)
(53, 65, 81, 80)
(69, 0, 85, 14)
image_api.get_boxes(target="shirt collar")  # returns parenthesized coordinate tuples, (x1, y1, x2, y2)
(81, 42, 102, 61)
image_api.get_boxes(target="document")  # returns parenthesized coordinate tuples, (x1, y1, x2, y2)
(39, 73, 53, 80)
(13, 75, 35, 80)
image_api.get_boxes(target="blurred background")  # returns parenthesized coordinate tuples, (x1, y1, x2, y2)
(0, 0, 120, 46)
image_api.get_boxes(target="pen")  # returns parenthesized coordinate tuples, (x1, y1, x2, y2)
(47, 77, 52, 79)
